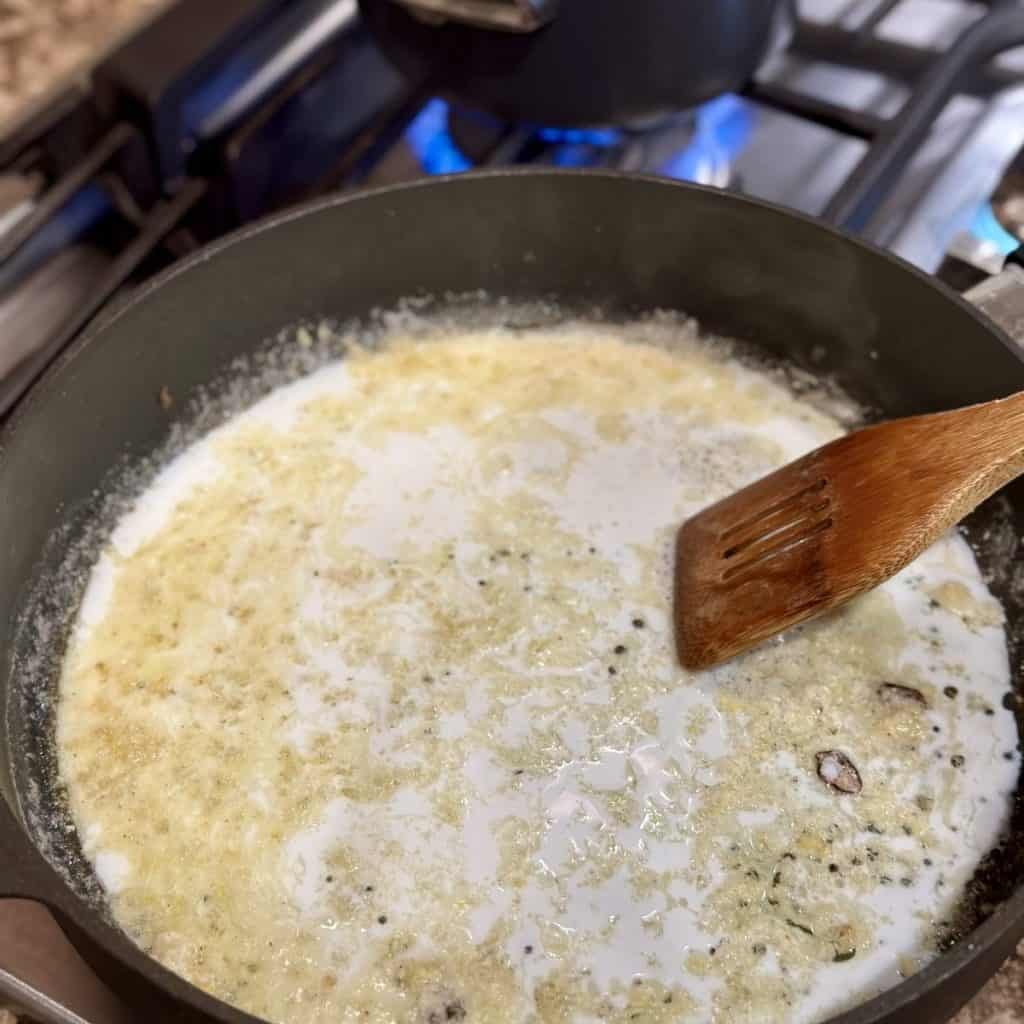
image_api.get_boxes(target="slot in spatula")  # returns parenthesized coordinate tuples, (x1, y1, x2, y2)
(674, 391, 1024, 669)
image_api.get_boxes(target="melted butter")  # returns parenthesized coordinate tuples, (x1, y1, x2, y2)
(57, 324, 1021, 1024)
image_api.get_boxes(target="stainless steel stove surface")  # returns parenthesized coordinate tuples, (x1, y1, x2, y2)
(1, 1, 1024, 1022)
(350, 0, 1024, 273)
(370, 1, 1024, 272)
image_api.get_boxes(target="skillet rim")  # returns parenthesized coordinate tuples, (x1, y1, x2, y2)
(0, 167, 1022, 1024)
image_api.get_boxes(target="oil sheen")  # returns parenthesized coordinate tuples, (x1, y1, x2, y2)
(56, 323, 1021, 1024)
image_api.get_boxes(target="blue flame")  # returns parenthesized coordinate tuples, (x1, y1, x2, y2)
(660, 94, 754, 182)
(404, 95, 755, 180)
(968, 202, 1019, 257)
(549, 143, 604, 168)
(536, 126, 622, 147)
(404, 98, 472, 175)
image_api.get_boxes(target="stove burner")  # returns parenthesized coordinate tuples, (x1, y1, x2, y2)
(445, 104, 510, 166)
(405, 99, 473, 174)
(404, 95, 754, 188)
(659, 94, 753, 188)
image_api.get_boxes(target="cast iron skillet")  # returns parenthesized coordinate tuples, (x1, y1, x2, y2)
(1, 171, 1022, 1024)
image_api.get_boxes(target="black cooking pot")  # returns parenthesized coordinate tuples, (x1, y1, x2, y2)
(358, 0, 786, 126)
(0, 171, 1022, 1024)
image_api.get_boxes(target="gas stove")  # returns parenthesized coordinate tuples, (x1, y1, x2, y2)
(1, 1, 1024, 1022)
(2, 0, 1024, 425)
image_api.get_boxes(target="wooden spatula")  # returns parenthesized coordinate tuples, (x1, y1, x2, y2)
(674, 390, 1024, 670)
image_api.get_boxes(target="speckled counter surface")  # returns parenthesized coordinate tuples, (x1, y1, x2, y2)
(953, 941, 1024, 1024)
(0, 0, 169, 131)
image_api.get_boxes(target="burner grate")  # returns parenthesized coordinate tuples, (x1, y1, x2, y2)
(2, 0, 1024, 419)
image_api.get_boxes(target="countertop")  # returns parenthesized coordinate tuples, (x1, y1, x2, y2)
(953, 941, 1024, 1024)
(0, 0, 169, 133)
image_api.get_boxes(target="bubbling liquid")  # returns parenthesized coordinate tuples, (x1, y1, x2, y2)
(58, 322, 1020, 1024)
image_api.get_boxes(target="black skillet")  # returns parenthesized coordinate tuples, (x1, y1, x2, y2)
(1, 171, 1022, 1023)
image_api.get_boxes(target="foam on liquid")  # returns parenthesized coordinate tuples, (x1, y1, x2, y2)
(58, 323, 1020, 1024)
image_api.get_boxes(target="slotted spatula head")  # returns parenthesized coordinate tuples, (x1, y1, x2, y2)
(674, 391, 1024, 670)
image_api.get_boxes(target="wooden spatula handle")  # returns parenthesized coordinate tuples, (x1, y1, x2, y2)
(910, 389, 1024, 532)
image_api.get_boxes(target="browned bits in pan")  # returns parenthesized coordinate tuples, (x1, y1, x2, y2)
(424, 995, 466, 1022)
(878, 682, 928, 708)
(815, 750, 863, 795)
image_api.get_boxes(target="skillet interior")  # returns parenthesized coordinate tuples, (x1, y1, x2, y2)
(0, 170, 1022, 1024)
